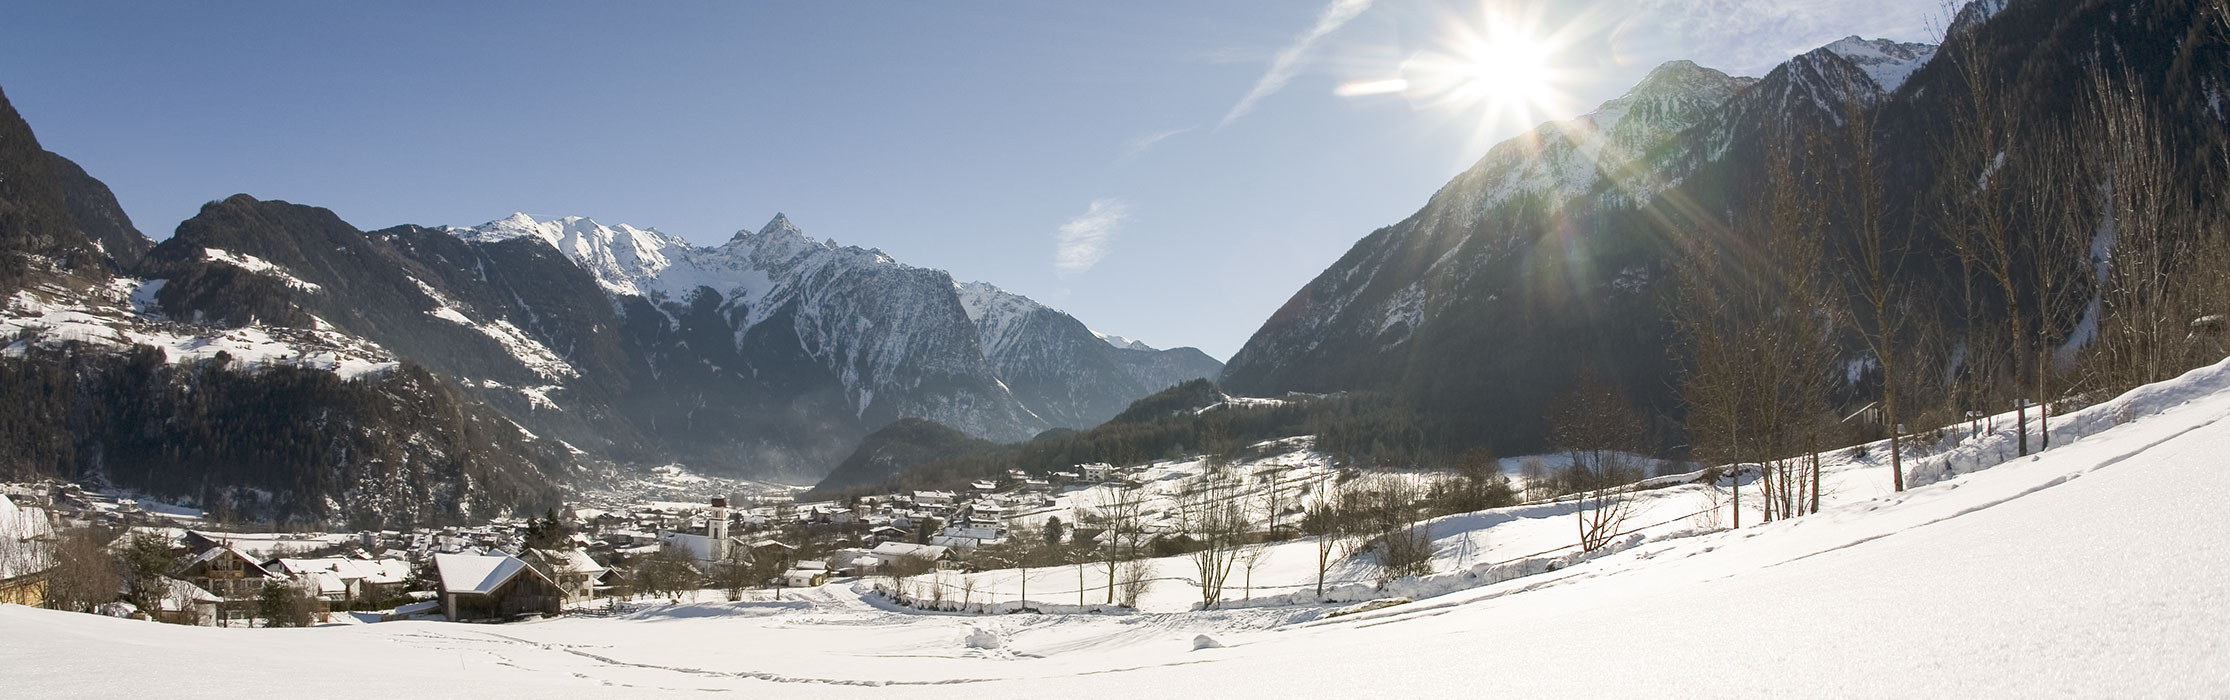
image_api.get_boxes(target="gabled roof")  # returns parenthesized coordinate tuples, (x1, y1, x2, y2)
(528, 548, 605, 575)
(157, 577, 222, 611)
(434, 552, 543, 595)
(180, 546, 275, 578)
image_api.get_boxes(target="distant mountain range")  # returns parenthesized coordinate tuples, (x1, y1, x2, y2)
(0, 87, 1216, 523)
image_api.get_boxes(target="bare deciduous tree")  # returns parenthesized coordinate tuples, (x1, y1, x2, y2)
(1090, 483, 1147, 605)
(1180, 471, 1246, 607)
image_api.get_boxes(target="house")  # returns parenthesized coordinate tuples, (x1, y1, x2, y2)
(867, 542, 951, 570)
(264, 557, 410, 604)
(1080, 463, 1118, 481)
(0, 495, 55, 607)
(433, 552, 562, 622)
(524, 548, 606, 606)
(152, 577, 222, 626)
(780, 561, 830, 588)
(930, 525, 1006, 549)
(866, 525, 909, 545)
(174, 545, 274, 601)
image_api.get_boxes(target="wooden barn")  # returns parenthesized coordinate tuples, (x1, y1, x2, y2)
(433, 553, 561, 622)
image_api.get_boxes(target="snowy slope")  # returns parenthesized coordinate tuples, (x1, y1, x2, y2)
(9, 355, 2230, 697)
(1822, 36, 1938, 93)
(1, 280, 396, 379)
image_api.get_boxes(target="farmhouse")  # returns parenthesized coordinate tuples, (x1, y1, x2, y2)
(433, 552, 562, 622)
(867, 541, 951, 570)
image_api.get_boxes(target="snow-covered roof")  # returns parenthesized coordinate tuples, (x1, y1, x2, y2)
(868, 542, 948, 560)
(530, 548, 605, 575)
(157, 577, 221, 611)
(434, 553, 533, 595)
(183, 546, 275, 578)
(391, 600, 440, 616)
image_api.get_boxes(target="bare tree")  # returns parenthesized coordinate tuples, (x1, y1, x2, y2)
(1551, 372, 1654, 545)
(1090, 483, 1146, 605)
(2079, 57, 2192, 390)
(1302, 476, 1359, 598)
(1939, 26, 2034, 457)
(40, 528, 116, 613)
(972, 534, 1047, 609)
(712, 546, 758, 601)
(1114, 558, 1153, 608)
(1838, 90, 1914, 491)
(1574, 479, 1636, 553)
(1355, 476, 1432, 583)
(1180, 471, 1246, 607)
(1518, 456, 1549, 502)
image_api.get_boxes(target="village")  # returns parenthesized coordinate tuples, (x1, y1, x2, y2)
(0, 461, 1180, 626)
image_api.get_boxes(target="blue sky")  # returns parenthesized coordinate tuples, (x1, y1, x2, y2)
(2, 0, 1947, 360)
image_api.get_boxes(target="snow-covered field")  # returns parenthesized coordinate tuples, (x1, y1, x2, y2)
(10, 360, 2230, 697)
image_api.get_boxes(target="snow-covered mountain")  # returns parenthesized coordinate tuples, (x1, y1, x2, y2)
(1220, 58, 1767, 448)
(953, 280, 1223, 429)
(1821, 36, 1937, 93)
(0, 72, 1219, 516)
(454, 212, 1042, 442)
(447, 213, 1219, 446)
(0, 87, 565, 526)
(1219, 30, 1950, 452)
(1223, 0, 2230, 457)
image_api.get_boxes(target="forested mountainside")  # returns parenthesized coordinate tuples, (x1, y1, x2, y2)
(1220, 0, 2230, 461)
(0, 85, 565, 527)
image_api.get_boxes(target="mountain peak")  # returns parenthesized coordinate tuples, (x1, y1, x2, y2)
(1586, 60, 1754, 135)
(1818, 36, 1938, 93)
(761, 212, 802, 238)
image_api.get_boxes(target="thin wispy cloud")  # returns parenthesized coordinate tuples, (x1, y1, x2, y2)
(1120, 126, 1195, 161)
(1053, 198, 1130, 277)
(1220, 0, 1375, 128)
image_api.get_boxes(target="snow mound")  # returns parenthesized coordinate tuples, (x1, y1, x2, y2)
(964, 627, 1003, 649)
(1190, 634, 1224, 650)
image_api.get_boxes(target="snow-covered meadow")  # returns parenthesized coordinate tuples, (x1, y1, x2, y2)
(9, 357, 2230, 697)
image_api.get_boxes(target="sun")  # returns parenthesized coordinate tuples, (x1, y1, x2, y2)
(1338, 5, 1582, 140)
(1453, 27, 1556, 116)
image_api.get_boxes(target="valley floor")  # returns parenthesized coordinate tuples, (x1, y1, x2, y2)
(9, 363, 2230, 697)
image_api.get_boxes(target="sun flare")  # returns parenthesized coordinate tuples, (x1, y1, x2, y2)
(1454, 28, 1555, 112)
(1339, 5, 1584, 142)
